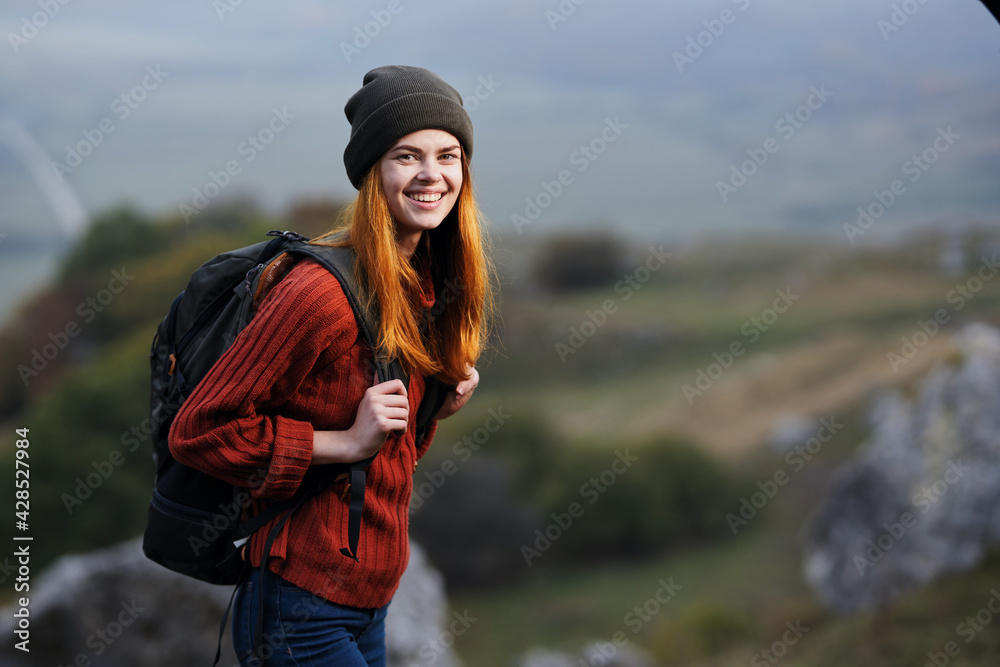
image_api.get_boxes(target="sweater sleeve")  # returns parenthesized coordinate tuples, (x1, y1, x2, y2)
(168, 261, 358, 501)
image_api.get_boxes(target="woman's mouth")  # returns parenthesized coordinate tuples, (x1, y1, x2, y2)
(407, 192, 444, 203)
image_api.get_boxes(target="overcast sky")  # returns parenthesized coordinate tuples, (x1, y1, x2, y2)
(1, 0, 999, 253)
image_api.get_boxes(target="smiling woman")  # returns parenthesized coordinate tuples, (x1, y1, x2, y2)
(168, 65, 495, 667)
(379, 129, 464, 257)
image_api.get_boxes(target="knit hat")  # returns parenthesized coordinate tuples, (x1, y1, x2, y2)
(343, 65, 473, 189)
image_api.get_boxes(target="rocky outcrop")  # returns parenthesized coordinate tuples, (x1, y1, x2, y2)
(804, 323, 1000, 613)
(387, 544, 460, 667)
(0, 538, 458, 666)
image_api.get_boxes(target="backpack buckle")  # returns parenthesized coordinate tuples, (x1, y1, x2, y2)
(266, 230, 310, 242)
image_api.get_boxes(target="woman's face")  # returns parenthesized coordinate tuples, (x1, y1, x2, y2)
(379, 129, 463, 241)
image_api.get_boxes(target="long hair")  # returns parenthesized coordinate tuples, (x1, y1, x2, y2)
(311, 155, 494, 385)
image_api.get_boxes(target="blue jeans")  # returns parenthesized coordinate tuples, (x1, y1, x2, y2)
(233, 567, 388, 666)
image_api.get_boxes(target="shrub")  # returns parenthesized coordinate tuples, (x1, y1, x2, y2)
(532, 233, 628, 293)
(408, 458, 539, 589)
(524, 436, 740, 560)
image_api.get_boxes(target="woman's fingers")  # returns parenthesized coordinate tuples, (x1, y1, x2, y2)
(371, 377, 407, 397)
(453, 367, 479, 398)
(375, 403, 409, 432)
(434, 367, 479, 420)
(364, 379, 409, 435)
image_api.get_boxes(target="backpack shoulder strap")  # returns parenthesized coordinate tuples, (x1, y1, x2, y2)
(288, 242, 451, 434)
(285, 243, 404, 386)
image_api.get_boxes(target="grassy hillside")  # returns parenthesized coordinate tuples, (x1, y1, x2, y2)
(444, 400, 1000, 667)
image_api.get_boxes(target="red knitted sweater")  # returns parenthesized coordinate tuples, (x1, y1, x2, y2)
(168, 259, 437, 609)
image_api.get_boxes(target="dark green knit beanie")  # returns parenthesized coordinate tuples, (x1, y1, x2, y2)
(343, 65, 473, 189)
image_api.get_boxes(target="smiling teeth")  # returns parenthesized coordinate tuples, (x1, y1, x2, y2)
(409, 193, 442, 202)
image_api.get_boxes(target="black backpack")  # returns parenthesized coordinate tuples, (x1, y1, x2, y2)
(143, 230, 446, 586)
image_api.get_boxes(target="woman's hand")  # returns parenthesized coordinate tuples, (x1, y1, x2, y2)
(434, 366, 479, 420)
(312, 378, 408, 465)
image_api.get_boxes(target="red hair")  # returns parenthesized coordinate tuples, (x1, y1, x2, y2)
(311, 156, 494, 385)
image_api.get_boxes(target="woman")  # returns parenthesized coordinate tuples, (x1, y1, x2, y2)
(169, 65, 493, 666)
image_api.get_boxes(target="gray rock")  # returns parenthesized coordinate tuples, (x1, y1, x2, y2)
(766, 412, 818, 454)
(804, 323, 1000, 613)
(516, 641, 656, 667)
(0, 538, 459, 667)
(387, 543, 460, 667)
(515, 648, 578, 667)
